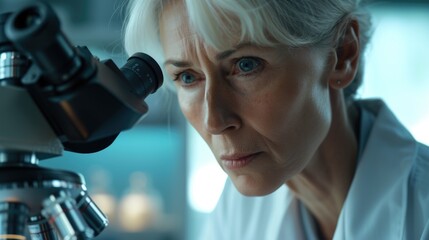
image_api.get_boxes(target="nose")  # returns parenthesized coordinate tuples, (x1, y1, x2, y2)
(203, 79, 241, 135)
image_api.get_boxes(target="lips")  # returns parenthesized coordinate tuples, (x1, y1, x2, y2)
(220, 152, 261, 170)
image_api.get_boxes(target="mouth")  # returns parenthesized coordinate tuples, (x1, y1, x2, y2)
(220, 152, 261, 170)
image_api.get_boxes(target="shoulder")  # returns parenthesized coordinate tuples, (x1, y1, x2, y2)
(341, 99, 429, 239)
(410, 142, 429, 188)
(402, 142, 429, 239)
(408, 141, 429, 205)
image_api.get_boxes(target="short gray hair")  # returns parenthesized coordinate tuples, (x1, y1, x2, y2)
(124, 0, 372, 100)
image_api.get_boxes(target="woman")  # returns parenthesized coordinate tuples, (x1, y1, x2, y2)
(124, 0, 429, 239)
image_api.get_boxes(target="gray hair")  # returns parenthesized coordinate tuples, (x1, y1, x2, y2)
(124, 0, 372, 100)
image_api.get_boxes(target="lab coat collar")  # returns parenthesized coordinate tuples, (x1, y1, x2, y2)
(333, 99, 418, 240)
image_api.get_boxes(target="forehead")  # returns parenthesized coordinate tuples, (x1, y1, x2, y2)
(159, 1, 194, 53)
(158, 1, 330, 69)
(159, 1, 191, 41)
(159, 1, 237, 62)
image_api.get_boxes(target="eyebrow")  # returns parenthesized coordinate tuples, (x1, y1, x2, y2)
(163, 42, 252, 67)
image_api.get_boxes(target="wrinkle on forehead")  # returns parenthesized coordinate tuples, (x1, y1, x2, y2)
(159, 0, 194, 59)
(160, 0, 238, 64)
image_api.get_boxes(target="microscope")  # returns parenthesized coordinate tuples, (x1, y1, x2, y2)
(0, 1, 163, 239)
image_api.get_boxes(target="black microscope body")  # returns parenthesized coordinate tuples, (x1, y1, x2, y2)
(0, 2, 163, 239)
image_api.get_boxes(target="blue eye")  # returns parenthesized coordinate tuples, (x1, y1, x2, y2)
(180, 72, 196, 84)
(237, 57, 260, 73)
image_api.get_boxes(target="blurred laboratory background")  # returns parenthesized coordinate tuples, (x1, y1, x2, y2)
(1, 0, 429, 239)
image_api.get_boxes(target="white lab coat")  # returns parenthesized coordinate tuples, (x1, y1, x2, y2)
(200, 100, 429, 240)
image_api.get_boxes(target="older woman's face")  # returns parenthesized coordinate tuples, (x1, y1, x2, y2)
(160, 2, 336, 196)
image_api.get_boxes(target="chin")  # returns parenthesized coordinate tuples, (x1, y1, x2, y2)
(231, 175, 285, 197)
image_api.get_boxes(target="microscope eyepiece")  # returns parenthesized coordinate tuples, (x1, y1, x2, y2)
(0, 13, 29, 84)
(12, 7, 43, 30)
(121, 52, 164, 99)
(5, 2, 81, 84)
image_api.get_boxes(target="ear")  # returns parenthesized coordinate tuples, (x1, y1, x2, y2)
(329, 20, 360, 90)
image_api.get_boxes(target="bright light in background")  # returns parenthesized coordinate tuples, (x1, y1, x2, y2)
(186, 125, 227, 213)
(361, 6, 429, 145)
(188, 162, 227, 212)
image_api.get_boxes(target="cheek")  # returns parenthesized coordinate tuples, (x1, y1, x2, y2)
(296, 86, 332, 144)
(177, 90, 205, 132)
(282, 83, 331, 162)
(249, 75, 332, 163)
(177, 91, 196, 119)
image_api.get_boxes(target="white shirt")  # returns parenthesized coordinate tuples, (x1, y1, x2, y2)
(200, 100, 429, 240)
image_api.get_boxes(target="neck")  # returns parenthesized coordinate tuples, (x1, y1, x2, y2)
(286, 93, 359, 239)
